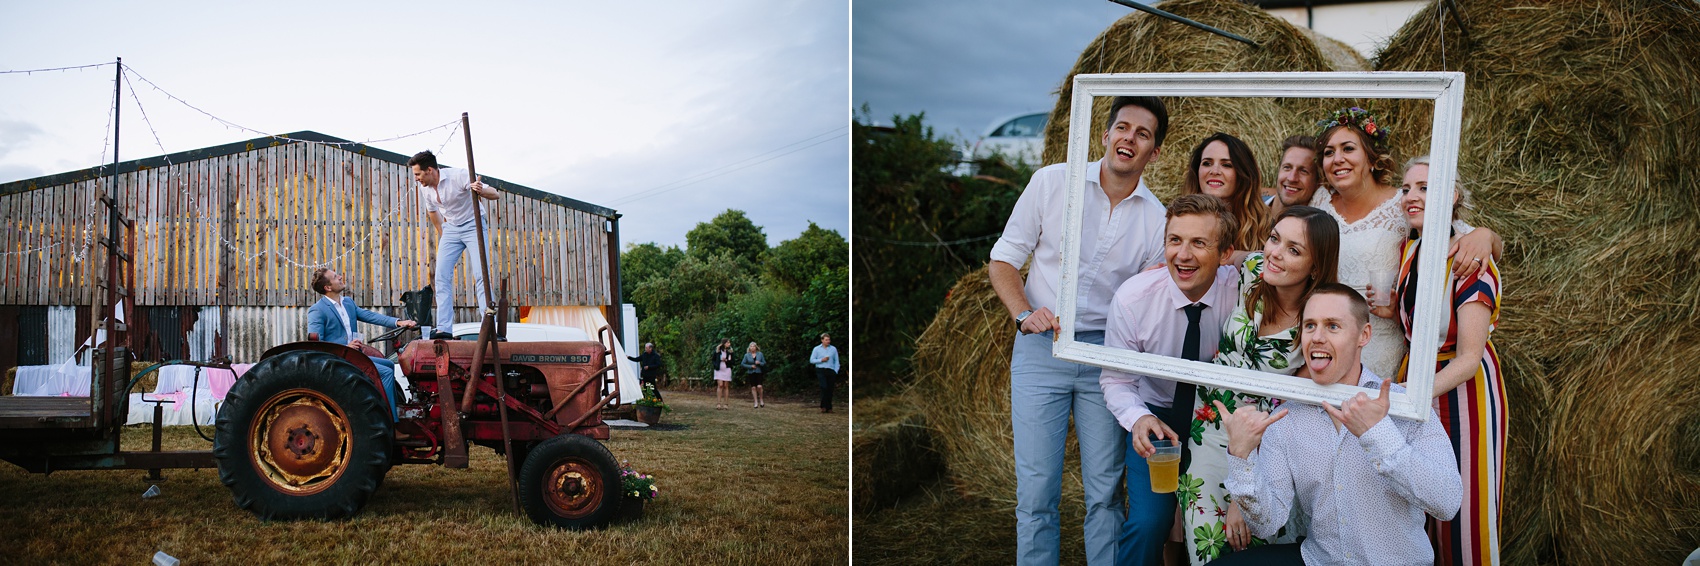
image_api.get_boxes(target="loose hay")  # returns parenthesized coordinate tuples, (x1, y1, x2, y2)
(1039, 0, 1355, 196)
(1377, 1, 1700, 563)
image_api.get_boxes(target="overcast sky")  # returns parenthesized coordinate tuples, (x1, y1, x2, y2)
(854, 1, 1135, 145)
(0, 1, 847, 251)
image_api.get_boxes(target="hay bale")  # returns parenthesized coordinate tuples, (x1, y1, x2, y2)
(1039, 0, 1354, 195)
(908, 266, 1023, 501)
(1300, 28, 1370, 72)
(1377, 1, 1700, 563)
(852, 391, 944, 514)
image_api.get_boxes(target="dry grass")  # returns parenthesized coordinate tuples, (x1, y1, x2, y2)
(1377, 1, 1700, 563)
(0, 390, 847, 565)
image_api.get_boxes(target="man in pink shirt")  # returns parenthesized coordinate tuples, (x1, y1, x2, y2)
(1099, 193, 1240, 565)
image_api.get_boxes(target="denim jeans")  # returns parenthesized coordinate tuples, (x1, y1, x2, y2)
(1011, 329, 1126, 565)
(433, 220, 490, 333)
(1119, 403, 1177, 566)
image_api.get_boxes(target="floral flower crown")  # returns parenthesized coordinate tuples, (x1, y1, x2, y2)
(1316, 107, 1390, 150)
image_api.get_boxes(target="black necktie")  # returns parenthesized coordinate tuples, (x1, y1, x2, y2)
(1166, 303, 1207, 471)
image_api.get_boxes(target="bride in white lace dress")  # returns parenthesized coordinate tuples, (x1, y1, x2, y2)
(1307, 108, 1501, 379)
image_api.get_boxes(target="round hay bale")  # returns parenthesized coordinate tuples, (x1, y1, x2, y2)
(1038, 0, 1353, 196)
(852, 391, 944, 514)
(1300, 28, 1370, 72)
(1377, 1, 1700, 563)
(908, 266, 1027, 501)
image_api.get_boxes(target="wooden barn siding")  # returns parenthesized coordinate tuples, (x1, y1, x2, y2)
(0, 141, 609, 308)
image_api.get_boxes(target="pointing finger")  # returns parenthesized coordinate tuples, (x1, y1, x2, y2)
(1322, 401, 1346, 422)
(1252, 408, 1289, 434)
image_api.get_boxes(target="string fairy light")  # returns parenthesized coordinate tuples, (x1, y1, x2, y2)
(0, 61, 116, 75)
(122, 65, 458, 149)
(2, 60, 456, 268)
(120, 67, 394, 269)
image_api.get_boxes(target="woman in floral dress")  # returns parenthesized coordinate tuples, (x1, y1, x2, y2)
(1375, 157, 1506, 566)
(1179, 205, 1339, 564)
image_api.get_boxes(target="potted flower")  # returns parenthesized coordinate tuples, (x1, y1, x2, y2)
(633, 383, 670, 425)
(618, 462, 658, 522)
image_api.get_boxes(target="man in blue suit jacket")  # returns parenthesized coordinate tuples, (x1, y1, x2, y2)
(308, 267, 417, 420)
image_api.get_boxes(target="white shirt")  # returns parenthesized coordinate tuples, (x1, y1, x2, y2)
(320, 296, 352, 340)
(989, 160, 1166, 333)
(417, 167, 487, 226)
(1097, 264, 1238, 430)
(1226, 368, 1463, 566)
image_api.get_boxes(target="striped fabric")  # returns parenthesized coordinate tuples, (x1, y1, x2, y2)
(1394, 239, 1506, 566)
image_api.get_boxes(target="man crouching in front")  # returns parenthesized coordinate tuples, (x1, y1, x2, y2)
(1210, 283, 1462, 566)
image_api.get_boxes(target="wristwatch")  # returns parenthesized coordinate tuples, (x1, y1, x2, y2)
(1015, 309, 1034, 328)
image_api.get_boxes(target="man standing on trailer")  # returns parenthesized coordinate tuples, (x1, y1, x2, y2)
(409, 150, 500, 339)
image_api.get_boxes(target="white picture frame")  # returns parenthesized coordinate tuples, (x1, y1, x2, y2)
(1054, 71, 1465, 421)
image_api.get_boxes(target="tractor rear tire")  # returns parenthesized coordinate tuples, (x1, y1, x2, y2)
(518, 433, 621, 529)
(214, 350, 392, 521)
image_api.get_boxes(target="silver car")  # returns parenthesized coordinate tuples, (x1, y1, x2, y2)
(969, 111, 1048, 166)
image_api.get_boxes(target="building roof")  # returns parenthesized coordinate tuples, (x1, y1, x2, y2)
(0, 130, 617, 219)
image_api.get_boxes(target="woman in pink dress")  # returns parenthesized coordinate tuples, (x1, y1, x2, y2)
(712, 339, 734, 409)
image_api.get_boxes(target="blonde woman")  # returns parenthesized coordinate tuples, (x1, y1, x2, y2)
(1374, 157, 1506, 566)
(742, 342, 767, 408)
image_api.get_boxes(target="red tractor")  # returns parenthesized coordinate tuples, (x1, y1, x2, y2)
(212, 326, 627, 528)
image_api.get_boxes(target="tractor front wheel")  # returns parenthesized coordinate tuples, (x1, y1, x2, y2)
(214, 350, 392, 520)
(518, 433, 621, 529)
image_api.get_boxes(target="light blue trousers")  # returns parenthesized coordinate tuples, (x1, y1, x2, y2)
(433, 220, 490, 333)
(1011, 329, 1126, 566)
(370, 356, 399, 421)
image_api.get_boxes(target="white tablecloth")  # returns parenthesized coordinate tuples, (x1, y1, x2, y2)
(11, 364, 91, 396)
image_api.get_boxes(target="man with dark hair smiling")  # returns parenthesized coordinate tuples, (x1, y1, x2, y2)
(1211, 283, 1462, 566)
(408, 150, 499, 340)
(989, 96, 1172, 565)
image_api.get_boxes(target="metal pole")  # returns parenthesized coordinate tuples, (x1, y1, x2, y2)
(1440, 0, 1473, 44)
(455, 113, 519, 512)
(1104, 0, 1259, 47)
(107, 58, 121, 340)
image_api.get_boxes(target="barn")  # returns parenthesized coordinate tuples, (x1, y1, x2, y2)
(0, 131, 627, 384)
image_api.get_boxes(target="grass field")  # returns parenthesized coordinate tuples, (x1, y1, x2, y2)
(0, 390, 847, 565)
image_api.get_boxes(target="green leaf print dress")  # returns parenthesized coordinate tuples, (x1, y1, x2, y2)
(1181, 252, 1308, 564)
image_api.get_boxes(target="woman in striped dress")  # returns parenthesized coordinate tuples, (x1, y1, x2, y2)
(1375, 156, 1506, 566)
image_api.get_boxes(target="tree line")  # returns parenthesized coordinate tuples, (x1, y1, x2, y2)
(624, 210, 847, 392)
(852, 110, 1035, 394)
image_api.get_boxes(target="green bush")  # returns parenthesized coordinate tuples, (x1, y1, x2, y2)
(852, 109, 1032, 392)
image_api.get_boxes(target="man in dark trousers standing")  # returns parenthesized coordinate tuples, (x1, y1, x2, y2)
(810, 333, 840, 413)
